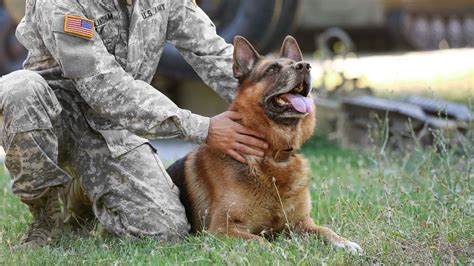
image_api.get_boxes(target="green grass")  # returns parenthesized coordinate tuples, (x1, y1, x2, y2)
(0, 135, 473, 265)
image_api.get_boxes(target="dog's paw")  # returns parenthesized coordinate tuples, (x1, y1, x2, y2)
(334, 239, 363, 255)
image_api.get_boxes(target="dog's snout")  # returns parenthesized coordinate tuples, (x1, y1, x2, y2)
(295, 62, 311, 72)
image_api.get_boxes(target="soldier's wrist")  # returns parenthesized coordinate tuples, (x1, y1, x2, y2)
(185, 114, 210, 144)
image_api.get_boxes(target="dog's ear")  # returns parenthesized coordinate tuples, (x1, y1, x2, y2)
(233, 36, 260, 79)
(280, 36, 303, 62)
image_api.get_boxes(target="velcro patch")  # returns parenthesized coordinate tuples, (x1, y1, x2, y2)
(64, 15, 95, 39)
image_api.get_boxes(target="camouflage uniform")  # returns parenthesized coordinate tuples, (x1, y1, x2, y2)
(0, 0, 236, 243)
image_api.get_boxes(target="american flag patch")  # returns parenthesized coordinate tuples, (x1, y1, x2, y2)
(64, 15, 94, 39)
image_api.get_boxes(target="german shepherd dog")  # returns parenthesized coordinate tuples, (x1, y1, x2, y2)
(167, 36, 362, 254)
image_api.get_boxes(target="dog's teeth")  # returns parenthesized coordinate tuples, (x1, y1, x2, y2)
(276, 97, 286, 106)
(295, 85, 303, 93)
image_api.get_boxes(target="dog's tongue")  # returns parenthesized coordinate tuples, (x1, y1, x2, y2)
(281, 94, 313, 114)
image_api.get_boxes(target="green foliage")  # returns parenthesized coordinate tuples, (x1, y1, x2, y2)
(0, 133, 472, 265)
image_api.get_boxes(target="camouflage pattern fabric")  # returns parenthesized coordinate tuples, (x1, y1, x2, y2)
(0, 70, 189, 240)
(0, 0, 237, 240)
(15, 0, 236, 156)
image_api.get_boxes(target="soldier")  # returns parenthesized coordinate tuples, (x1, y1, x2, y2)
(0, 0, 268, 246)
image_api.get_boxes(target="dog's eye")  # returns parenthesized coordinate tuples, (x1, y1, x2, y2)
(266, 65, 280, 75)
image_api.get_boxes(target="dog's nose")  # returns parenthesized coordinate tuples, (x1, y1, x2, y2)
(295, 62, 311, 72)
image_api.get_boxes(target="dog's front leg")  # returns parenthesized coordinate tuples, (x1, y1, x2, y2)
(208, 220, 269, 247)
(295, 216, 363, 254)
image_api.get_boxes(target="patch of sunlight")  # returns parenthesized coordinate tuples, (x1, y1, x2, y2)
(309, 48, 474, 99)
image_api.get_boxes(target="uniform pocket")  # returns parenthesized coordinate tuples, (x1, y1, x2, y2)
(149, 144, 180, 196)
(94, 11, 122, 54)
(54, 32, 99, 78)
(96, 22, 120, 54)
(139, 3, 168, 53)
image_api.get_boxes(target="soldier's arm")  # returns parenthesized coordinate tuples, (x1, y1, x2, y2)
(34, 1, 209, 143)
(166, 0, 237, 103)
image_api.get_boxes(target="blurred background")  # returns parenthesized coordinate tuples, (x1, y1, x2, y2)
(0, 0, 473, 159)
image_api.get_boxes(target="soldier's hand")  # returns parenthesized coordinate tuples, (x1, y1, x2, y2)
(207, 111, 268, 163)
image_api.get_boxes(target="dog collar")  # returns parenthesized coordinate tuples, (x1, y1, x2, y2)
(272, 148, 294, 163)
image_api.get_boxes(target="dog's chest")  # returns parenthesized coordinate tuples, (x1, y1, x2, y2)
(269, 199, 299, 231)
(231, 158, 310, 233)
(245, 184, 304, 233)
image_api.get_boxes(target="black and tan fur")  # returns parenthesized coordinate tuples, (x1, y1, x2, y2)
(167, 36, 362, 253)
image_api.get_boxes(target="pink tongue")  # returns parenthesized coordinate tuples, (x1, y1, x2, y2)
(281, 94, 313, 114)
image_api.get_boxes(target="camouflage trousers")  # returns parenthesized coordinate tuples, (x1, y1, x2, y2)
(0, 70, 190, 242)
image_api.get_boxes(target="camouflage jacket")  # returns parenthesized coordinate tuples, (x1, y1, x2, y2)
(15, 0, 237, 157)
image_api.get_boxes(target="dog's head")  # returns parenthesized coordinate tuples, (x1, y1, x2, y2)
(232, 36, 313, 125)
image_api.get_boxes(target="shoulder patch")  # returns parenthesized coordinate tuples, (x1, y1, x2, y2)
(64, 15, 95, 39)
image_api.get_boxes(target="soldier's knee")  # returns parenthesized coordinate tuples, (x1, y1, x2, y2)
(142, 207, 190, 242)
(164, 214, 190, 241)
(0, 70, 61, 134)
(1, 70, 50, 106)
(100, 209, 189, 242)
(1, 70, 47, 88)
(2, 69, 45, 83)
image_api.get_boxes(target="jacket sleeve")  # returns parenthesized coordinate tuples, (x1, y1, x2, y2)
(34, 0, 210, 143)
(166, 0, 238, 103)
